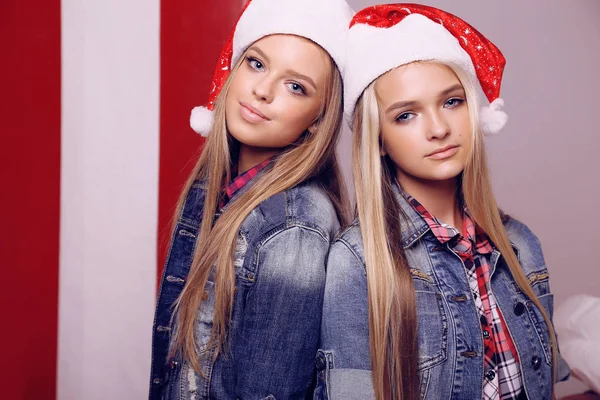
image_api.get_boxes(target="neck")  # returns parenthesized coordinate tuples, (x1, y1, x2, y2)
(398, 171, 463, 230)
(237, 143, 277, 174)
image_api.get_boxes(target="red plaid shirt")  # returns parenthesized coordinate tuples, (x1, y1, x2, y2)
(218, 159, 271, 210)
(406, 194, 524, 400)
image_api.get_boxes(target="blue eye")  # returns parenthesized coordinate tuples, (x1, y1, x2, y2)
(395, 112, 415, 123)
(286, 82, 306, 95)
(445, 98, 464, 108)
(246, 56, 264, 71)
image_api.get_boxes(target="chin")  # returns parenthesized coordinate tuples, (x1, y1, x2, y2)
(417, 164, 462, 182)
(231, 131, 277, 149)
(431, 169, 463, 182)
(228, 120, 259, 142)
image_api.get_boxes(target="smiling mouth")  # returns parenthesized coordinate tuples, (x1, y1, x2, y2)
(239, 102, 270, 123)
(426, 145, 459, 160)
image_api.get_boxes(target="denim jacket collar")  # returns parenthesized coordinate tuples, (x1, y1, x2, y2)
(392, 181, 526, 278)
(392, 181, 431, 249)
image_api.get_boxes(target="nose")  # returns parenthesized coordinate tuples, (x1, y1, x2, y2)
(426, 110, 450, 141)
(252, 76, 275, 104)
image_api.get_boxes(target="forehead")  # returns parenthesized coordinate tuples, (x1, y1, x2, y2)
(375, 62, 462, 103)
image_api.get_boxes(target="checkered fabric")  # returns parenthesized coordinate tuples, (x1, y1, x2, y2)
(219, 159, 271, 210)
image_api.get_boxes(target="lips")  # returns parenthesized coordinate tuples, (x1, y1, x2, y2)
(426, 145, 459, 159)
(239, 102, 270, 123)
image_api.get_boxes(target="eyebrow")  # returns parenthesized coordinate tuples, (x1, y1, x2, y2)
(247, 45, 270, 63)
(284, 70, 317, 91)
(385, 83, 465, 114)
(247, 45, 317, 91)
(440, 83, 464, 97)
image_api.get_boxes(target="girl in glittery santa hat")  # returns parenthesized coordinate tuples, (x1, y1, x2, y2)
(319, 4, 570, 400)
(148, 0, 354, 398)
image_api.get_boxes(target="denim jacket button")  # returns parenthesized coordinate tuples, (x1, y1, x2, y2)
(315, 355, 326, 371)
(153, 378, 162, 385)
(514, 302, 526, 316)
(531, 356, 541, 371)
(170, 360, 179, 369)
(485, 370, 496, 381)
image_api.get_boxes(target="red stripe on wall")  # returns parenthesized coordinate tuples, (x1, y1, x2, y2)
(158, 0, 245, 284)
(0, 2, 61, 399)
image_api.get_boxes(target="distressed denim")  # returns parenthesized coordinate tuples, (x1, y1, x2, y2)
(317, 184, 569, 400)
(149, 178, 340, 400)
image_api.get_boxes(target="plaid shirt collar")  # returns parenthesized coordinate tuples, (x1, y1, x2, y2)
(219, 158, 272, 210)
(401, 188, 493, 255)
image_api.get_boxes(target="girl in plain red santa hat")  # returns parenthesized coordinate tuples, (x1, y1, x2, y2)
(149, 0, 354, 398)
(318, 3, 570, 400)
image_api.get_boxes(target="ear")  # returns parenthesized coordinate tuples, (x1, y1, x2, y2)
(307, 120, 319, 134)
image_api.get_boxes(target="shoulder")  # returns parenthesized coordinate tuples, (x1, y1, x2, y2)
(502, 215, 547, 274)
(329, 219, 366, 271)
(503, 216, 540, 244)
(242, 180, 341, 244)
(286, 180, 340, 233)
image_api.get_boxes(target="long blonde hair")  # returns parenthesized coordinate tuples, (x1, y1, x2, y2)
(353, 61, 558, 400)
(170, 43, 346, 374)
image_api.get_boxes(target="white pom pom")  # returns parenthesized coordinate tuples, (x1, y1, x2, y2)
(190, 106, 214, 137)
(480, 98, 508, 135)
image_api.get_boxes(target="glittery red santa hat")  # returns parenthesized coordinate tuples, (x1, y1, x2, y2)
(344, 3, 508, 134)
(190, 0, 354, 136)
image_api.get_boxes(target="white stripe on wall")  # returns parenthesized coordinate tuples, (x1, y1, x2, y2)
(59, 0, 159, 398)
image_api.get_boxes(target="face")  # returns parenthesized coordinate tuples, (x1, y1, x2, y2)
(375, 62, 472, 187)
(225, 34, 330, 150)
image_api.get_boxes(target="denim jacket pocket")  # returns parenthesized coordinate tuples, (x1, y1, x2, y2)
(314, 350, 374, 400)
(412, 271, 449, 371)
(526, 292, 554, 366)
(527, 270, 550, 297)
(525, 270, 553, 365)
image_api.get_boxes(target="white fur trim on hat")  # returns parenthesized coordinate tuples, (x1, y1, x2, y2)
(344, 14, 477, 121)
(232, 0, 354, 74)
(190, 106, 214, 137)
(480, 98, 507, 135)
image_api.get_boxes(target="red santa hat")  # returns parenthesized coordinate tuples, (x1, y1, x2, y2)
(190, 0, 355, 136)
(344, 3, 508, 135)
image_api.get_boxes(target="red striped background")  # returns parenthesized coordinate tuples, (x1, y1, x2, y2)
(1, 0, 243, 397)
(0, 1, 61, 399)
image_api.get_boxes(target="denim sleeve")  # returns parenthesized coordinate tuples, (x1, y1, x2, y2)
(233, 225, 329, 400)
(316, 239, 375, 400)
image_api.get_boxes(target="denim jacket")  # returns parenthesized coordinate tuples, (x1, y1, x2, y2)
(317, 186, 569, 400)
(149, 177, 340, 400)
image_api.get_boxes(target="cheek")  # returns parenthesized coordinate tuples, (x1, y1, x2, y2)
(227, 76, 245, 100)
(225, 80, 242, 112)
(278, 97, 320, 127)
(382, 126, 413, 159)
(456, 108, 471, 136)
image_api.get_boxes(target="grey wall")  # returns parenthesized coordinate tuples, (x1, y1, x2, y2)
(342, 1, 600, 396)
